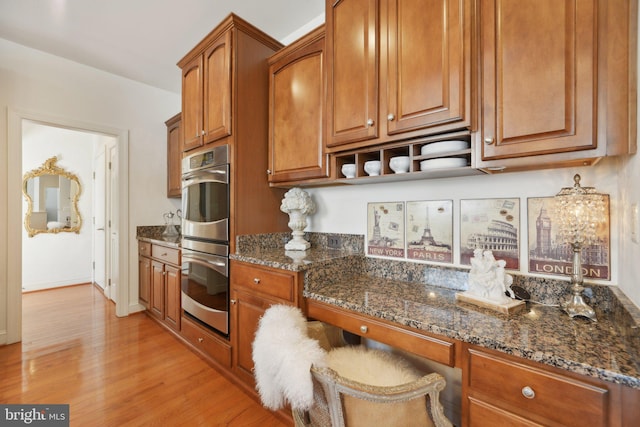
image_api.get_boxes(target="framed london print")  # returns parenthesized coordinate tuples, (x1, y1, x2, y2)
(406, 200, 453, 263)
(460, 198, 520, 269)
(527, 196, 610, 280)
(367, 202, 405, 258)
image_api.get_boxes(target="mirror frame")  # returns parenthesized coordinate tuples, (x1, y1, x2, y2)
(22, 156, 83, 237)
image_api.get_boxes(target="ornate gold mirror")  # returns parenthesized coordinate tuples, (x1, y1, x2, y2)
(22, 157, 82, 237)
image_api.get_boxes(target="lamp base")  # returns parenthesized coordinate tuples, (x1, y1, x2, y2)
(562, 294, 597, 322)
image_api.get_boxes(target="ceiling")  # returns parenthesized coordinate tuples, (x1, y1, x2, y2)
(0, 0, 325, 94)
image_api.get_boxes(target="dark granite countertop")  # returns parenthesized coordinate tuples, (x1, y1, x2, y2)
(136, 226, 181, 248)
(231, 233, 640, 390)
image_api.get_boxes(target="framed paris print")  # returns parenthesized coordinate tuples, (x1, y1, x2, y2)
(406, 200, 453, 264)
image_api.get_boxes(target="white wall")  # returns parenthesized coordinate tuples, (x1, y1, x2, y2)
(22, 122, 98, 291)
(0, 37, 181, 343)
(305, 159, 627, 287)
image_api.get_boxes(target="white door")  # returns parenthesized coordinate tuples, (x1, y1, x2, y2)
(93, 145, 107, 290)
(108, 142, 119, 303)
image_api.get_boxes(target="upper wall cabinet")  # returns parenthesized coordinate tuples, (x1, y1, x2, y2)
(325, 0, 473, 152)
(268, 26, 328, 185)
(476, 0, 637, 172)
(179, 14, 282, 153)
(180, 28, 232, 151)
(165, 113, 182, 198)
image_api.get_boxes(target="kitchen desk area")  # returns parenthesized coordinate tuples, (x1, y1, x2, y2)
(232, 233, 640, 427)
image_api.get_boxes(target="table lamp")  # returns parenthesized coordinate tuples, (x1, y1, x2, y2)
(554, 174, 607, 322)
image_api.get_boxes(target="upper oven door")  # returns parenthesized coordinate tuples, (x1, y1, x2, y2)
(182, 164, 229, 242)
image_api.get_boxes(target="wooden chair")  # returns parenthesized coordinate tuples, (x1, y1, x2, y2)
(295, 329, 452, 427)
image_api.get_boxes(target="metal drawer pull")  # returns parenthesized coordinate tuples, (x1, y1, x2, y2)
(198, 337, 204, 343)
(521, 386, 535, 399)
(253, 278, 261, 284)
(484, 137, 495, 145)
(360, 325, 368, 334)
(230, 299, 237, 305)
(387, 113, 395, 121)
(366, 118, 374, 127)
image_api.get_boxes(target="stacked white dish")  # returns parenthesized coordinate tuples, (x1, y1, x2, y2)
(420, 157, 467, 171)
(420, 140, 469, 156)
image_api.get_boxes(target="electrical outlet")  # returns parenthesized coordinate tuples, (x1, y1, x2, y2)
(327, 234, 342, 249)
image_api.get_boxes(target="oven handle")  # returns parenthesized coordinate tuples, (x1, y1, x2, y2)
(181, 167, 228, 186)
(182, 252, 228, 278)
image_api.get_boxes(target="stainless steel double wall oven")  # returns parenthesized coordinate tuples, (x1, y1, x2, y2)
(181, 145, 230, 336)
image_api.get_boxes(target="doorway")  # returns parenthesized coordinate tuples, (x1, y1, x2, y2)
(6, 108, 130, 344)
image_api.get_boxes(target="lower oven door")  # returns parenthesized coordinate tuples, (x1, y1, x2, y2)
(181, 248, 229, 335)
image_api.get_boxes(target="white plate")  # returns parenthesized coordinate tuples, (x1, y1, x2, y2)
(420, 140, 469, 156)
(420, 157, 467, 171)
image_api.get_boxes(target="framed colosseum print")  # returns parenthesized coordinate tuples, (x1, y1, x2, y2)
(406, 200, 453, 264)
(460, 198, 520, 269)
(527, 196, 610, 280)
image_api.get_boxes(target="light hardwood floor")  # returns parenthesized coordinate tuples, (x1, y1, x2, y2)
(0, 284, 289, 426)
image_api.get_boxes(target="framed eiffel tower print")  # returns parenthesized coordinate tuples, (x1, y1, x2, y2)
(406, 200, 453, 263)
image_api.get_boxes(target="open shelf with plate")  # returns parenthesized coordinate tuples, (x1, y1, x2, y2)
(331, 131, 485, 184)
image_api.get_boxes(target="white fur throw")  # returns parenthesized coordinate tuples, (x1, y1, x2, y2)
(252, 305, 327, 411)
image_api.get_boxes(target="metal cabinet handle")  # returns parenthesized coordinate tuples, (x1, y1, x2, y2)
(387, 113, 395, 121)
(266, 169, 272, 175)
(360, 325, 368, 334)
(366, 119, 374, 127)
(253, 278, 261, 285)
(230, 299, 237, 305)
(484, 137, 495, 145)
(521, 386, 535, 399)
(198, 337, 204, 343)
(201, 130, 206, 136)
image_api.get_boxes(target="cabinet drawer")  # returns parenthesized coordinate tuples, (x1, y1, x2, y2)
(181, 316, 231, 368)
(138, 241, 151, 257)
(151, 244, 180, 266)
(467, 348, 608, 427)
(231, 262, 295, 302)
(307, 300, 455, 367)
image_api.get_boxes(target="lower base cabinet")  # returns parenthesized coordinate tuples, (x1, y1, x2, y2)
(462, 344, 636, 427)
(180, 314, 232, 369)
(229, 261, 302, 388)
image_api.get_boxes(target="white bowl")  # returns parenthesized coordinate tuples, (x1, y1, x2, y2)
(389, 156, 410, 174)
(420, 140, 469, 156)
(420, 157, 467, 171)
(341, 163, 356, 178)
(364, 160, 381, 176)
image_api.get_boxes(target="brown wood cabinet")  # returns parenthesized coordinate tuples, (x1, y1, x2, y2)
(230, 261, 303, 387)
(178, 14, 289, 253)
(268, 25, 328, 185)
(179, 14, 282, 152)
(165, 113, 181, 198)
(476, 0, 637, 172)
(462, 344, 638, 427)
(139, 241, 181, 332)
(325, 0, 472, 151)
(138, 242, 151, 308)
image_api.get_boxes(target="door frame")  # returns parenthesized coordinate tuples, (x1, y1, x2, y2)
(5, 107, 130, 344)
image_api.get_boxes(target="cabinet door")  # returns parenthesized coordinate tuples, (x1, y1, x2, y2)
(269, 31, 327, 183)
(231, 288, 286, 386)
(326, 0, 379, 147)
(150, 260, 165, 319)
(164, 264, 181, 331)
(166, 113, 182, 198)
(181, 56, 203, 151)
(386, 0, 468, 135)
(203, 30, 232, 144)
(480, 0, 597, 160)
(138, 255, 151, 307)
